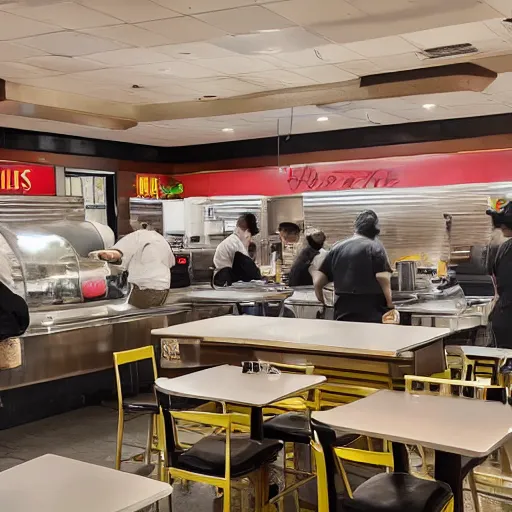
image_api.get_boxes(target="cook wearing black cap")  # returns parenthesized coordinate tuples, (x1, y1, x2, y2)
(314, 210, 393, 323)
(288, 229, 328, 287)
(213, 212, 262, 287)
(486, 198, 512, 347)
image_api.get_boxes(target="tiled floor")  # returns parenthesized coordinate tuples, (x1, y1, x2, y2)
(0, 405, 510, 511)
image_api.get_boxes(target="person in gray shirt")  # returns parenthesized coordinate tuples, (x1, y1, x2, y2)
(314, 210, 394, 323)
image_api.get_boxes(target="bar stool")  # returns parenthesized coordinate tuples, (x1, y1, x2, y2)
(113, 346, 159, 471)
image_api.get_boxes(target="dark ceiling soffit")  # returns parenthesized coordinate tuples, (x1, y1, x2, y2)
(1, 112, 512, 164)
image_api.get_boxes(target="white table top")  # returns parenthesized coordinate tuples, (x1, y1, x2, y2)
(446, 345, 512, 360)
(151, 316, 450, 357)
(155, 364, 326, 407)
(313, 390, 512, 458)
(0, 454, 171, 512)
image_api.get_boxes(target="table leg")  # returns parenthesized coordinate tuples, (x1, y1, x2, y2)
(260, 302, 267, 316)
(435, 450, 463, 512)
(392, 442, 409, 473)
(277, 300, 285, 317)
(251, 407, 264, 441)
(234, 303, 243, 315)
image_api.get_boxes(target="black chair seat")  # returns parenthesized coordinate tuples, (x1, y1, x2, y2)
(123, 393, 159, 414)
(176, 434, 282, 478)
(337, 473, 452, 512)
(263, 412, 311, 444)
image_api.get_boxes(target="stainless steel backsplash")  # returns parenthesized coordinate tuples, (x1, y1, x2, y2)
(303, 183, 512, 264)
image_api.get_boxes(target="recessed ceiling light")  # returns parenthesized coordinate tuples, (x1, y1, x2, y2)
(422, 103, 436, 110)
(317, 116, 329, 122)
(222, 128, 234, 133)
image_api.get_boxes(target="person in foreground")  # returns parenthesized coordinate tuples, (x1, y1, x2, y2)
(288, 229, 328, 287)
(486, 198, 512, 348)
(93, 219, 175, 309)
(314, 210, 394, 323)
(213, 213, 261, 287)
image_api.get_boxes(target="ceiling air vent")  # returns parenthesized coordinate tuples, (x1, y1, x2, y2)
(422, 43, 478, 59)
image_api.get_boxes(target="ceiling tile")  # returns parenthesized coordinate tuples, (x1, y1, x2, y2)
(340, 107, 408, 124)
(369, 52, 425, 72)
(396, 105, 451, 121)
(240, 69, 316, 88)
(5, 2, 123, 29)
(151, 0, 267, 15)
(195, 6, 294, 34)
(482, 71, 512, 93)
(78, 0, 180, 23)
(346, 0, 427, 15)
(183, 77, 266, 95)
(0, 62, 61, 79)
(0, 41, 47, 62)
(0, 11, 60, 40)
(70, 67, 171, 86)
(270, 44, 362, 67)
(337, 59, 381, 76)
(447, 103, 511, 117)
(403, 22, 499, 49)
(266, 0, 365, 26)
(19, 32, 130, 56)
(406, 91, 499, 107)
(130, 61, 219, 78)
(81, 25, 172, 47)
(22, 55, 106, 72)
(345, 36, 419, 58)
(137, 16, 227, 43)
(292, 64, 356, 83)
(195, 55, 277, 74)
(86, 48, 173, 66)
(152, 42, 238, 60)
(484, 0, 512, 16)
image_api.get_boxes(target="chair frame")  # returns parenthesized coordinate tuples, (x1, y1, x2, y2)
(113, 346, 159, 471)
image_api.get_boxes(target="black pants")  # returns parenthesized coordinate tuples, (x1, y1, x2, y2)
(334, 293, 388, 323)
(490, 302, 512, 348)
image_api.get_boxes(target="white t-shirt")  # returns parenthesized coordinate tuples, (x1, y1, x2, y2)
(213, 229, 250, 270)
(113, 230, 175, 291)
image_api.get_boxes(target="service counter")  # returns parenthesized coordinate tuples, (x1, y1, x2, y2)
(151, 316, 450, 390)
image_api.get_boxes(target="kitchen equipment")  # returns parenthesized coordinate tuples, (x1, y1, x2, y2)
(397, 260, 417, 292)
(170, 251, 191, 289)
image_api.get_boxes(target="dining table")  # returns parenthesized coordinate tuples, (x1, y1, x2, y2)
(0, 454, 172, 512)
(155, 363, 326, 440)
(312, 389, 512, 512)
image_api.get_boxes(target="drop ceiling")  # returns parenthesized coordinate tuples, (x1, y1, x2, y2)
(0, 0, 511, 146)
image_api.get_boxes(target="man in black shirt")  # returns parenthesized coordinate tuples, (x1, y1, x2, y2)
(314, 210, 393, 323)
(486, 199, 512, 347)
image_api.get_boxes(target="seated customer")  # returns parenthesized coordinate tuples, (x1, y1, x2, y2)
(213, 213, 261, 287)
(288, 230, 328, 287)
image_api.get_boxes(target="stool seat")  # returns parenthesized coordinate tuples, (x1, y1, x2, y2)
(176, 434, 282, 478)
(263, 412, 311, 444)
(122, 393, 158, 414)
(338, 472, 453, 512)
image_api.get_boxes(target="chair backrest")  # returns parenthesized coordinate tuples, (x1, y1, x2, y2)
(311, 437, 330, 512)
(113, 346, 158, 409)
(315, 383, 379, 410)
(157, 391, 242, 482)
(405, 375, 506, 402)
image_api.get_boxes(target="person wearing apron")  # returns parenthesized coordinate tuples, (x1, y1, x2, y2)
(486, 198, 512, 348)
(314, 210, 394, 323)
(288, 230, 327, 287)
(94, 221, 175, 309)
(213, 213, 261, 287)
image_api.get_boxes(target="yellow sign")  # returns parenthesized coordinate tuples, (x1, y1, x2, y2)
(136, 175, 160, 199)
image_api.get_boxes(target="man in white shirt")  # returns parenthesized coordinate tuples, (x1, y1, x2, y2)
(96, 221, 175, 308)
(213, 213, 261, 287)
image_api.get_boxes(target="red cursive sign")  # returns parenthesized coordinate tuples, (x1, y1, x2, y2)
(0, 163, 55, 196)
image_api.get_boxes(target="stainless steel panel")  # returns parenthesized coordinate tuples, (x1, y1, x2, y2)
(0, 195, 85, 223)
(129, 198, 163, 233)
(303, 183, 512, 265)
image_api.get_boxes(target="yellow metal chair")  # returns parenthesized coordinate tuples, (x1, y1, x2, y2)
(113, 346, 159, 471)
(405, 375, 508, 512)
(311, 436, 454, 512)
(157, 395, 282, 512)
